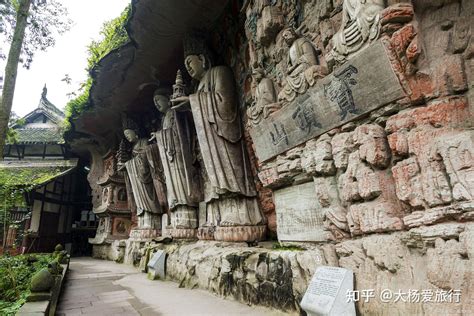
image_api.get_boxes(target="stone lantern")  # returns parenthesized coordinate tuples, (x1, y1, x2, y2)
(89, 151, 132, 249)
(171, 70, 186, 100)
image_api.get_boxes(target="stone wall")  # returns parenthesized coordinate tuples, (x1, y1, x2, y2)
(128, 240, 335, 313)
(123, 221, 473, 314)
(207, 0, 474, 237)
(199, 0, 474, 314)
(91, 241, 126, 263)
(89, 0, 473, 314)
(338, 222, 474, 315)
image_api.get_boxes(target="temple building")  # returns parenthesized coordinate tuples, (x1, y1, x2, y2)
(1, 87, 93, 254)
(62, 0, 473, 314)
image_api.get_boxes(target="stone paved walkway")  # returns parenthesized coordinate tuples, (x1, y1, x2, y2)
(57, 257, 285, 316)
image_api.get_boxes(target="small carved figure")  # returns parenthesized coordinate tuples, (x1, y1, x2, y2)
(278, 28, 325, 103)
(328, 0, 385, 64)
(247, 67, 281, 126)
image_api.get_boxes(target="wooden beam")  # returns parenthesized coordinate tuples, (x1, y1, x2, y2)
(42, 143, 47, 159)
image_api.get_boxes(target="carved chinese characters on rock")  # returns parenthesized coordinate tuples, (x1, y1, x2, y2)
(250, 41, 406, 162)
(324, 65, 358, 120)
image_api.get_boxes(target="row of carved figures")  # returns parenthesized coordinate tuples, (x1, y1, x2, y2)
(117, 33, 266, 242)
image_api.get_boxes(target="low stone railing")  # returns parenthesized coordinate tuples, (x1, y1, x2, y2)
(17, 245, 70, 316)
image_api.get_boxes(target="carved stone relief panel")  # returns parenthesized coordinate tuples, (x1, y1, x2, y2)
(327, 0, 385, 65)
(274, 182, 326, 242)
(250, 41, 406, 162)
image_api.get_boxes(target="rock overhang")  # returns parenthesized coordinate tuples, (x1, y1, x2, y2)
(69, 0, 230, 150)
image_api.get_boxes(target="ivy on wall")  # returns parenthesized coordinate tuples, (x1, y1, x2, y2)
(0, 167, 68, 240)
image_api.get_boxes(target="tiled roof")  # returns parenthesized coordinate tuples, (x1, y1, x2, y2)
(38, 95, 64, 121)
(13, 127, 64, 144)
(17, 86, 65, 127)
(0, 159, 78, 187)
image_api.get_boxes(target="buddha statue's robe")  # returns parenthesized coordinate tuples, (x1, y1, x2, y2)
(155, 109, 201, 229)
(124, 139, 161, 229)
(189, 65, 264, 227)
(279, 37, 319, 102)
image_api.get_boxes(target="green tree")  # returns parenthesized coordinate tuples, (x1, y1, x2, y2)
(0, 0, 71, 157)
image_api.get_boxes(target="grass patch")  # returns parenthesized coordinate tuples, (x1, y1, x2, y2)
(272, 243, 306, 251)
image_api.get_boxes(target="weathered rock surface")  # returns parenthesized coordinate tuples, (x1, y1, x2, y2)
(130, 241, 334, 313)
(92, 240, 126, 263)
(337, 222, 474, 315)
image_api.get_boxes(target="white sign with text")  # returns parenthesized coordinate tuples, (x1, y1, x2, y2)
(300, 266, 356, 316)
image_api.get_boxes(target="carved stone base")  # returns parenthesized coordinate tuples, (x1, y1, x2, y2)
(88, 233, 109, 245)
(168, 228, 197, 240)
(214, 225, 266, 242)
(197, 226, 216, 240)
(129, 228, 160, 240)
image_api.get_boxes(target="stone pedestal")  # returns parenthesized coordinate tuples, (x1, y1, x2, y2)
(197, 226, 216, 240)
(167, 228, 197, 240)
(214, 225, 266, 242)
(129, 228, 160, 240)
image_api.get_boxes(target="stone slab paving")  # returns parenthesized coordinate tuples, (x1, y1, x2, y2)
(57, 257, 287, 316)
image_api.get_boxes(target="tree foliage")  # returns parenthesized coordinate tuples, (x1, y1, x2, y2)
(86, 6, 130, 71)
(0, 0, 72, 68)
(63, 5, 130, 125)
(4, 111, 23, 144)
(1, 0, 72, 157)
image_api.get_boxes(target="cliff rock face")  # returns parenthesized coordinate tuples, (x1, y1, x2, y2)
(134, 241, 337, 313)
(91, 0, 473, 314)
(213, 0, 474, 314)
(337, 222, 474, 315)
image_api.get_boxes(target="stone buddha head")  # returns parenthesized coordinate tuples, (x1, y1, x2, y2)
(122, 115, 141, 144)
(252, 66, 265, 84)
(282, 27, 297, 47)
(185, 55, 208, 80)
(124, 129, 138, 144)
(153, 88, 171, 113)
(183, 31, 214, 81)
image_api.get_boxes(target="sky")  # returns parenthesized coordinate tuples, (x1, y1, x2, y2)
(1, 0, 130, 117)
